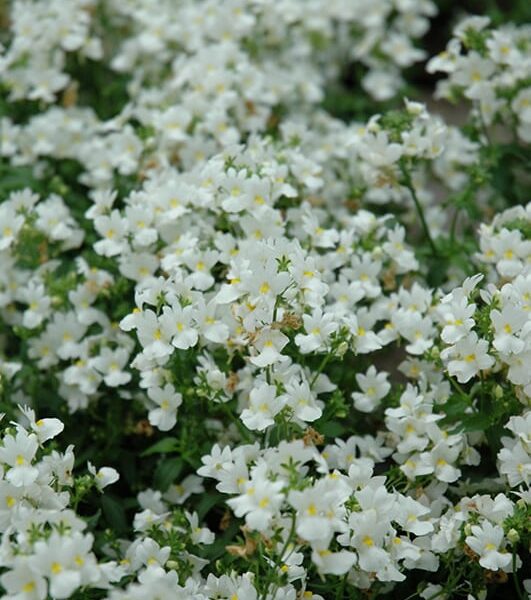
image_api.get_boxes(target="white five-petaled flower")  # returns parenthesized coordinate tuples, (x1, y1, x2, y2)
(18, 405, 64, 444)
(88, 462, 120, 490)
(465, 521, 512, 571)
(441, 332, 495, 383)
(249, 327, 289, 368)
(352, 366, 390, 413)
(227, 463, 285, 532)
(0, 429, 39, 487)
(295, 308, 338, 354)
(147, 383, 183, 431)
(240, 383, 285, 431)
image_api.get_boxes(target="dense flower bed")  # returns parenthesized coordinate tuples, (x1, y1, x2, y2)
(0, 2, 530, 599)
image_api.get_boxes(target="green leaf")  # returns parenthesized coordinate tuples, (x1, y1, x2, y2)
(319, 420, 346, 438)
(442, 394, 470, 421)
(101, 495, 128, 534)
(202, 520, 240, 561)
(141, 437, 179, 457)
(85, 509, 102, 531)
(154, 458, 183, 492)
(460, 412, 492, 433)
(197, 491, 223, 520)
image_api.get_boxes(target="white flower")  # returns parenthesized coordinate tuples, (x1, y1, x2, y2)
(249, 328, 289, 368)
(30, 532, 96, 599)
(452, 53, 495, 99)
(19, 406, 64, 444)
(90, 347, 132, 387)
(284, 379, 322, 422)
(398, 312, 435, 355)
(394, 496, 433, 536)
(490, 305, 527, 354)
(352, 309, 383, 354)
(132, 537, 171, 570)
(295, 309, 338, 354)
(164, 474, 204, 504)
(419, 441, 461, 483)
(349, 509, 393, 575)
(465, 522, 511, 571)
(186, 511, 215, 545)
(21, 282, 52, 329)
(147, 383, 183, 431)
(438, 297, 476, 344)
(228, 464, 284, 531)
(0, 205, 24, 250)
(159, 304, 198, 350)
(498, 441, 530, 487)
(441, 332, 495, 383)
(351, 366, 390, 412)
(119, 252, 159, 282)
(135, 309, 174, 360)
(155, 106, 192, 143)
(0, 429, 39, 487)
(94, 210, 128, 256)
(240, 383, 285, 431)
(311, 544, 357, 575)
(197, 444, 235, 480)
(49, 312, 87, 361)
(382, 225, 418, 272)
(195, 299, 229, 344)
(0, 557, 47, 600)
(88, 462, 120, 490)
(289, 483, 347, 545)
(360, 130, 403, 167)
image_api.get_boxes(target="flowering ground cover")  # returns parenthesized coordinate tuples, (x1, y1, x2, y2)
(0, 1, 530, 599)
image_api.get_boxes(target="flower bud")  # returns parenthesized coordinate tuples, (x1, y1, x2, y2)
(336, 341, 348, 357)
(507, 528, 520, 543)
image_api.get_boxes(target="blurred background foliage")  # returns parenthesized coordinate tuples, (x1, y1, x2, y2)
(324, 0, 531, 122)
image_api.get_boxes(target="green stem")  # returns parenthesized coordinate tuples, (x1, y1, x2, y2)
(260, 512, 297, 600)
(444, 373, 470, 402)
(476, 106, 492, 148)
(400, 163, 439, 258)
(220, 402, 252, 443)
(449, 208, 460, 243)
(310, 352, 333, 389)
(335, 572, 349, 599)
(512, 549, 525, 600)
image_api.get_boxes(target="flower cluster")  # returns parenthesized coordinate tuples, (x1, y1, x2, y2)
(0, 0, 102, 102)
(0, 4, 530, 600)
(0, 408, 120, 599)
(428, 16, 531, 142)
